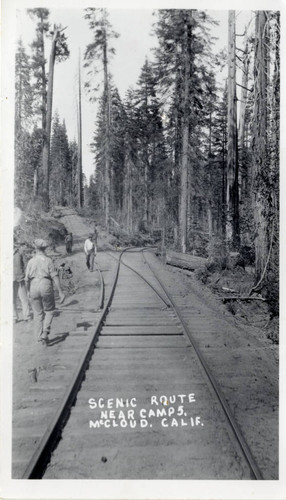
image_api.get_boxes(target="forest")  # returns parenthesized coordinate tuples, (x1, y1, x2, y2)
(15, 9, 279, 319)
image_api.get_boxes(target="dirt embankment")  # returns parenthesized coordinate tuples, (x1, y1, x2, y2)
(163, 248, 278, 345)
(192, 265, 278, 345)
(14, 206, 67, 254)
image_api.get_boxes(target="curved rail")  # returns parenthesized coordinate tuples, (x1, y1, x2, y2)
(108, 251, 170, 309)
(141, 248, 263, 480)
(94, 259, 104, 309)
(22, 246, 262, 480)
(22, 251, 123, 479)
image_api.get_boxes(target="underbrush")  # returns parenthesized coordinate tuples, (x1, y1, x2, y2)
(109, 229, 155, 248)
(194, 263, 279, 344)
(14, 205, 67, 251)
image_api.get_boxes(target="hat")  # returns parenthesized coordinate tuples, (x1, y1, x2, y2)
(34, 238, 48, 249)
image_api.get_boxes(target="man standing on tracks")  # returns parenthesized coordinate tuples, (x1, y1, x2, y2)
(25, 239, 65, 346)
(84, 233, 96, 272)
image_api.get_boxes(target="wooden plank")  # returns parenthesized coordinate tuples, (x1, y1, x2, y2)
(109, 306, 166, 311)
(96, 335, 187, 348)
(104, 319, 176, 326)
(101, 326, 181, 335)
(91, 347, 194, 363)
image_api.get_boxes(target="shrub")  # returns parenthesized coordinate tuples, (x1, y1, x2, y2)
(206, 237, 227, 270)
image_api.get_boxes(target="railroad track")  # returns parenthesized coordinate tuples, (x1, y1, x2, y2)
(12, 248, 267, 480)
(12, 252, 107, 479)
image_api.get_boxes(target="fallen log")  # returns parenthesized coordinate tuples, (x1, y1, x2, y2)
(166, 258, 196, 271)
(221, 296, 266, 303)
(166, 250, 206, 271)
(222, 286, 239, 293)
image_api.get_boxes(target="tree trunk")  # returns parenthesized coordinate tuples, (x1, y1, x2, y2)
(39, 12, 47, 200)
(103, 23, 111, 232)
(227, 10, 240, 250)
(42, 29, 58, 211)
(272, 11, 280, 219)
(126, 156, 133, 233)
(33, 167, 39, 198)
(143, 160, 148, 230)
(221, 121, 227, 242)
(238, 40, 250, 148)
(60, 180, 64, 205)
(208, 111, 213, 240)
(143, 74, 149, 231)
(179, 15, 191, 254)
(253, 11, 269, 280)
(238, 37, 250, 207)
(77, 52, 83, 209)
(40, 11, 47, 134)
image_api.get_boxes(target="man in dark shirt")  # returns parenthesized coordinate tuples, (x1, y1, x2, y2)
(65, 232, 73, 254)
(13, 241, 30, 322)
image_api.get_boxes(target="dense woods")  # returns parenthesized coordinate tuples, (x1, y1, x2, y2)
(15, 9, 279, 316)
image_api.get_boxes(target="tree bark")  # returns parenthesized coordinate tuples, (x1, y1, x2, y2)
(37, 11, 47, 199)
(42, 29, 58, 211)
(221, 97, 227, 243)
(238, 35, 250, 223)
(179, 14, 191, 254)
(77, 51, 83, 209)
(143, 71, 149, 231)
(238, 39, 250, 148)
(33, 167, 39, 198)
(227, 10, 240, 250)
(270, 12, 279, 220)
(126, 156, 133, 233)
(103, 21, 111, 232)
(252, 11, 269, 280)
(208, 111, 213, 240)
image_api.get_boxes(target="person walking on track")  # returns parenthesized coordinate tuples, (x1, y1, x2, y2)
(65, 232, 73, 254)
(13, 239, 30, 322)
(84, 233, 96, 272)
(25, 239, 65, 345)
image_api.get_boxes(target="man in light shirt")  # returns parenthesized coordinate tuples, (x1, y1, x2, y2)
(25, 239, 65, 343)
(84, 234, 96, 272)
(25, 238, 65, 382)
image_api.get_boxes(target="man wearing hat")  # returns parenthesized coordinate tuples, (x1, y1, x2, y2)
(84, 233, 96, 272)
(13, 239, 30, 322)
(25, 239, 65, 345)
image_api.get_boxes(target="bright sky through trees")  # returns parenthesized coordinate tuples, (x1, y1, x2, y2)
(16, 8, 252, 180)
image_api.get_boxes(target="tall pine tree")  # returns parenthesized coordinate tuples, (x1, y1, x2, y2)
(84, 8, 119, 229)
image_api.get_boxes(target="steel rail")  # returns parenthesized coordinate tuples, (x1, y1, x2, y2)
(107, 251, 171, 308)
(22, 251, 123, 479)
(22, 245, 262, 480)
(141, 248, 263, 480)
(94, 258, 104, 309)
